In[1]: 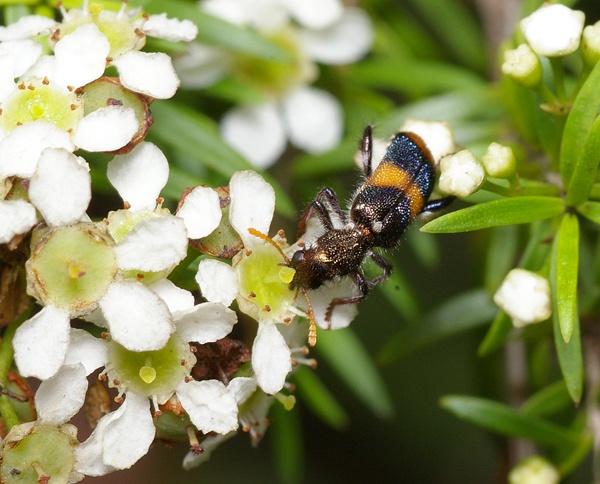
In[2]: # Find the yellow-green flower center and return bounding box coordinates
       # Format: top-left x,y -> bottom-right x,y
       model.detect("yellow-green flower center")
231,29 -> 314,97
0,80 -> 82,133
237,242 -> 297,319
108,334 -> 195,397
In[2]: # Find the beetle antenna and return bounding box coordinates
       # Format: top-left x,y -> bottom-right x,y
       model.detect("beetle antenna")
247,228 -> 290,263
300,287 -> 317,346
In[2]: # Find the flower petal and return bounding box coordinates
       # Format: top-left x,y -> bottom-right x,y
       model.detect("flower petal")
300,7 -> 372,64
174,44 -> 229,89
0,15 -> 56,41
115,216 -> 188,272
283,0 -> 343,29
252,322 -> 291,394
176,379 -> 239,434
281,86 -> 342,154
177,186 -> 222,239
72,105 -> 138,152
0,120 -> 74,178
64,328 -> 109,375
76,393 -> 154,475
113,51 -> 180,99
229,170 -> 275,247
107,142 -> 169,211
176,302 -> 237,343
309,277 -> 359,330
221,104 -> 286,169
149,278 -> 195,318
228,376 -> 257,405
100,280 -> 175,351
0,39 -> 43,78
53,23 -> 110,89
195,259 -> 239,306
13,305 -> 70,380
36,363 -> 88,425
28,148 -> 91,226
0,200 -> 38,243
143,13 -> 198,42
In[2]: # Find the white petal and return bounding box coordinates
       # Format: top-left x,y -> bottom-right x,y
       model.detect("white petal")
176,302 -> 237,343
101,393 -> 154,469
113,51 -> 180,99
0,200 -> 37,243
76,393 -> 154,475
107,142 -> 169,211
177,186 -> 222,239
252,323 -> 291,395
0,120 -> 74,178
0,39 -> 43,78
176,379 -> 239,434
100,280 -> 174,351
13,306 -> 70,380
309,277 -> 359,330
283,0 -> 343,29
73,105 -> 138,152
28,148 -> 91,226
195,259 -> 239,306
143,13 -> 198,42
115,216 -> 188,271
53,23 -> 110,89
229,170 -> 275,248
221,104 -> 286,169
228,376 -> 257,405
399,119 -> 456,164
64,328 -> 109,375
300,7 -> 372,64
281,87 -> 342,154
36,363 -> 88,425
149,278 -> 194,318
174,44 -> 229,89
0,15 -> 56,41
0,53 -> 17,103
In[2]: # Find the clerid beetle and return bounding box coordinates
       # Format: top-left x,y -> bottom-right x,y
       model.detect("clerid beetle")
289,126 -> 454,329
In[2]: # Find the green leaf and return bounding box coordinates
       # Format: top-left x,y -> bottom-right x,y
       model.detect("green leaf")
553,213 -> 579,343
551,225 -> 583,404
271,402 -> 303,484
291,366 -> 348,430
577,201 -> 600,224
560,60 -> 600,184
148,101 -> 295,217
377,265 -> 420,322
441,395 -> 580,447
348,58 -> 484,96
484,225 -> 519,294
144,0 -> 291,60
406,0 -> 487,73
477,311 -> 512,357
421,197 -> 565,233
378,289 -> 497,364
316,328 -> 393,419
520,381 -> 572,418
567,115 -> 600,206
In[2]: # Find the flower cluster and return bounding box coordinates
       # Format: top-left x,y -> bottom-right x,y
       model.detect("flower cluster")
0,2 -> 373,479
175,0 -> 373,168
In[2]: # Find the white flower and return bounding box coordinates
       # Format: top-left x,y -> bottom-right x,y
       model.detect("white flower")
195,170 -> 356,394
582,21 -> 600,66
438,149 -> 485,197
31,283 -> 239,476
520,4 -> 585,57
176,0 -> 372,168
493,269 -> 552,328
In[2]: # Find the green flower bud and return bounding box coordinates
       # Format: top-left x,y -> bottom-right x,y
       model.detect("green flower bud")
582,22 -> 600,67
481,142 -> 516,178
502,44 -> 542,88
509,455 -> 559,484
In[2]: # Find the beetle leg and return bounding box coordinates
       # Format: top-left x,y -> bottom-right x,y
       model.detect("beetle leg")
421,196 -> 455,213
324,272 -> 368,327
297,187 -> 346,238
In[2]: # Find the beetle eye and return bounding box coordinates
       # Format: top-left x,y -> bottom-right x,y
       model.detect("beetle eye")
291,251 -> 304,267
